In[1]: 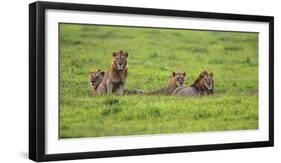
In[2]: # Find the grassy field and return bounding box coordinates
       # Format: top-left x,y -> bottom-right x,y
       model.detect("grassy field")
59,24 -> 258,138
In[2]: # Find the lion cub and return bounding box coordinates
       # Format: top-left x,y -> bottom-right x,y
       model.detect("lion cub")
96,50 -> 128,95
146,71 -> 186,95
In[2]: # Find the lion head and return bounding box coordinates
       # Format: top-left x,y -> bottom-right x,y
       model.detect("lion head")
112,50 -> 128,70
172,71 -> 186,87
89,69 -> 105,88
194,71 -> 214,93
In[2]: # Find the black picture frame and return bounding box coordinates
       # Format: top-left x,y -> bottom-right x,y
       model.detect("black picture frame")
29,1 -> 274,162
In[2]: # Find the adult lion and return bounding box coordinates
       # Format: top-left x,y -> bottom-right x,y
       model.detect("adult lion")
172,71 -> 214,96
96,50 -> 128,95
146,71 -> 186,95
89,69 -> 105,95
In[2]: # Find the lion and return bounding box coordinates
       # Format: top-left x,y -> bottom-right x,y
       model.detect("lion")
89,69 -> 143,95
89,69 -> 105,95
96,50 -> 128,95
146,71 -> 186,95
172,71 -> 214,96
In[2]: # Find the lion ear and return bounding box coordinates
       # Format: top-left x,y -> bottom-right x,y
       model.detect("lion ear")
97,69 -> 101,72
172,71 -> 176,77
100,71 -> 105,76
183,72 -> 186,77
124,52 -> 128,58
112,52 -> 118,57
200,72 -> 205,78
209,72 -> 213,77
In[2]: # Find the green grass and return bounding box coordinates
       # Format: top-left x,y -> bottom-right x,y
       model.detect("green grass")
59,24 -> 259,138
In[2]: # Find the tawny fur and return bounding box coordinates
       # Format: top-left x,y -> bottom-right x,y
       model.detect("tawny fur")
146,71 -> 186,95
96,50 -> 128,95
89,69 -> 105,95
90,68 -> 143,95
172,71 -> 214,96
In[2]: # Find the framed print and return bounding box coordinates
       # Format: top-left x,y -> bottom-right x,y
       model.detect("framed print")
29,1 -> 274,162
